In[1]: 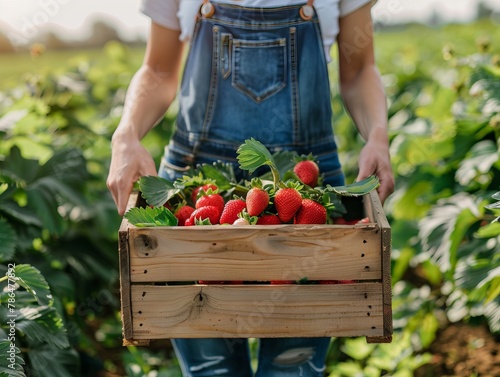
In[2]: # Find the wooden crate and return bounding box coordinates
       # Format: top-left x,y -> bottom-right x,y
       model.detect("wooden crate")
118,191 -> 392,346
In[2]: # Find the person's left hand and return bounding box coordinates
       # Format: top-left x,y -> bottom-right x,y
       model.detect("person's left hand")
356,138 -> 394,205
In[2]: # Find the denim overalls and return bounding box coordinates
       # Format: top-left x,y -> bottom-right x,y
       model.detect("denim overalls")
159,1 -> 342,376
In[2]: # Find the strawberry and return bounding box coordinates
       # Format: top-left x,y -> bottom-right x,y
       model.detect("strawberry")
319,279 -> 356,284
184,218 -> 194,226
293,159 -> 319,187
338,280 -> 356,284
270,280 -> 295,285
191,183 -> 218,204
189,205 -> 220,225
274,187 -> 302,223
246,179 -> 269,216
174,204 -> 195,226
196,193 -> 225,215
220,199 -> 246,225
294,199 -> 327,224
256,214 -> 282,225
233,218 -> 250,225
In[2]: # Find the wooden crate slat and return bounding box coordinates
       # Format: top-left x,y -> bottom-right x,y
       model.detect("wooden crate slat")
129,225 -> 382,282
130,284 -> 384,339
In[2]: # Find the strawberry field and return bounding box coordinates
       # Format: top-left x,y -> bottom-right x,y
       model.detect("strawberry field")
1,19 -> 499,377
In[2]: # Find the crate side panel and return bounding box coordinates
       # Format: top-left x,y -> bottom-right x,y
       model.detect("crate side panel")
131,284 -> 384,339
129,226 -> 382,282
365,191 -> 393,338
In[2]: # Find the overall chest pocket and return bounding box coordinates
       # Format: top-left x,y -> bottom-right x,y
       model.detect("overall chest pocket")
232,38 -> 287,103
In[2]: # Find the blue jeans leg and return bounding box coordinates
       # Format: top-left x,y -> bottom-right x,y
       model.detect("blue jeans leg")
255,337 -> 331,377
172,338 -> 253,377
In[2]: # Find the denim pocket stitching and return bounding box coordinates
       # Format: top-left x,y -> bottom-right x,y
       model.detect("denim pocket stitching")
221,33 -> 232,79
232,38 -> 287,103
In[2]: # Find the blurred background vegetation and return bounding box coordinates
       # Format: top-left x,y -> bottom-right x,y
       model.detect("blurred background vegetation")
0,1 -> 499,376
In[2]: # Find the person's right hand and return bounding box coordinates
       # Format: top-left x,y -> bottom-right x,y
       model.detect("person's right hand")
107,135 -> 158,216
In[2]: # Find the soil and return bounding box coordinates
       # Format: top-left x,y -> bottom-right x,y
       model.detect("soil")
415,322 -> 500,377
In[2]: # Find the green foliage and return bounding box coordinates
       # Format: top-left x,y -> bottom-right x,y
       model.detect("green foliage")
330,20 -> 500,375
0,42 -> 163,375
125,206 -> 178,227
0,20 -> 498,375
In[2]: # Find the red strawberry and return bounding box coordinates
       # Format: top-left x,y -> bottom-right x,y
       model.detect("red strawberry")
196,193 -> 225,215
338,280 -> 356,284
174,205 -> 195,226
220,199 -> 246,225
293,160 -> 319,187
294,199 -> 327,224
270,280 -> 295,285
184,218 -> 194,226
256,214 -> 282,225
246,181 -> 269,216
191,184 -> 218,204
274,187 -> 302,223
189,205 -> 220,225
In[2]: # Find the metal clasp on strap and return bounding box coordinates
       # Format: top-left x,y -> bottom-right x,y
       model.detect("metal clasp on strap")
300,0 -> 315,21
201,0 -> 215,18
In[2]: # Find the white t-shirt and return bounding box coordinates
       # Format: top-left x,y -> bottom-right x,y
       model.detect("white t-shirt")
140,0 -> 373,61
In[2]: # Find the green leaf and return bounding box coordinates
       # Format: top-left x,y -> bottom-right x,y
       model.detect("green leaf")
341,337 -> 376,360
27,345 -> 80,377
419,193 -> 480,273
455,140 -> 499,187
199,162 -> 236,191
237,138 -> 276,173
475,222 -> 500,238
16,306 -> 69,349
455,259 -> 500,291
236,138 -> 280,187
0,201 -> 43,227
0,146 -> 40,183
325,175 -> 380,196
124,206 -> 178,227
139,176 -> 181,207
13,264 -> 53,306
0,340 -> 26,377
0,218 -> 17,262
483,297 -> 500,333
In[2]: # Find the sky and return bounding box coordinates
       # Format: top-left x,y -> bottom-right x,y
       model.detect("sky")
0,0 -> 499,43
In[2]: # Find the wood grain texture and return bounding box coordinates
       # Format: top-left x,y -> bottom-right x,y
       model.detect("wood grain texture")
129,225 -> 382,282
365,191 -> 393,339
131,283 -> 384,339
119,192 -> 141,343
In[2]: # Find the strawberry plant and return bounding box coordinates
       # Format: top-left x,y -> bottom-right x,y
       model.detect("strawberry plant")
124,138 -> 380,227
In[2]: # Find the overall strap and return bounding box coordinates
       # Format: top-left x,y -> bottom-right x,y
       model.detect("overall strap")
200,0 -> 316,20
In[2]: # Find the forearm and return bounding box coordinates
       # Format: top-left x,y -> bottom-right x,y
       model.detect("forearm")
339,63 -> 388,146
112,64 -> 178,144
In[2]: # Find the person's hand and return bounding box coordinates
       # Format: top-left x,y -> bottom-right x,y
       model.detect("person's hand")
107,135 -> 158,215
356,136 -> 394,205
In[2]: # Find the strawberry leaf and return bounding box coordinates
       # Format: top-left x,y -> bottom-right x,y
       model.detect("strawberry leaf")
237,138 -> 281,188
124,206 -> 178,227
139,176 -> 182,207
325,175 -> 380,196
200,162 -> 236,190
